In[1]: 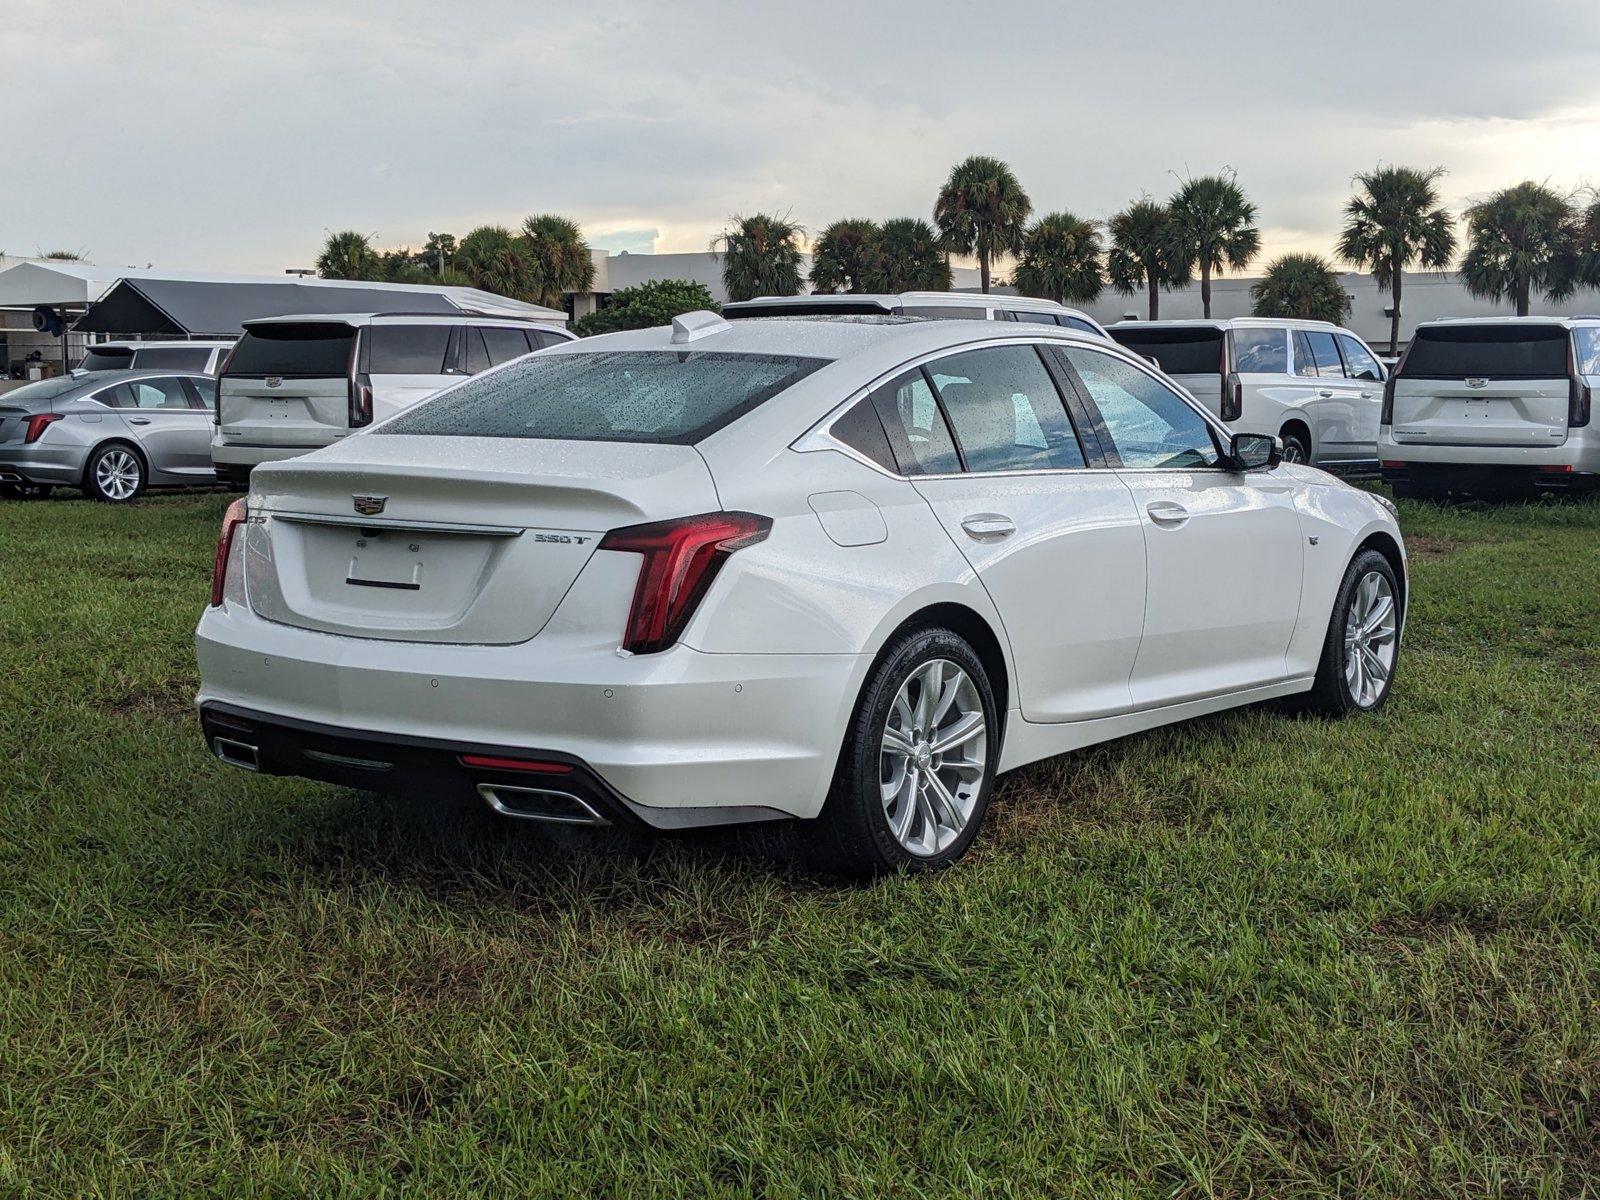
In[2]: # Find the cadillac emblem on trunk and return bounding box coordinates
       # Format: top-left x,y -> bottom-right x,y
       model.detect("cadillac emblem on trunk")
353,495 -> 387,516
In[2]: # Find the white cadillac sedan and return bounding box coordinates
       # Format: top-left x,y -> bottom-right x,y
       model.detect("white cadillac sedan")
197,311 -> 1406,874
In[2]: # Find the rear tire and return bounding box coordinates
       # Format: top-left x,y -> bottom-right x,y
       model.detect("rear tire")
0,482 -> 52,500
799,626 -> 998,877
83,443 -> 146,503
1279,429 -> 1311,464
1296,549 -> 1401,717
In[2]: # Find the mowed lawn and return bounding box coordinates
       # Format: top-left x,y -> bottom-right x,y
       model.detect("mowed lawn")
1,489 -> 1597,1198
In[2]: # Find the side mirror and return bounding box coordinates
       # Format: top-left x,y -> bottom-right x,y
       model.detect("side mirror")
1228,432 -> 1280,471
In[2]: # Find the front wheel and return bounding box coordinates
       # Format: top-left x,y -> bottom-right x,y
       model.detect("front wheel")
801,626 -> 998,876
83,443 -> 146,503
1298,549 -> 1401,716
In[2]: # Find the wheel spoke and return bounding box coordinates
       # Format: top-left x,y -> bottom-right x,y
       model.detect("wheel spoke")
1361,644 -> 1390,684
888,769 -> 918,843
923,769 -> 963,830
928,668 -> 966,727
913,660 -> 943,730
930,711 -> 984,754
1362,594 -> 1394,636
882,727 -> 916,757
913,784 -> 939,846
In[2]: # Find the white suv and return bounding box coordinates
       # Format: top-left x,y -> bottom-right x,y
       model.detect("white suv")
211,313 -> 575,486
1109,318 -> 1387,471
723,292 -> 1110,338
1380,317 -> 1599,499
77,340 -> 233,375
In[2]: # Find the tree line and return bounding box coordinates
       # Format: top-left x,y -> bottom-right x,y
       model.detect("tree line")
314,159 -> 1600,352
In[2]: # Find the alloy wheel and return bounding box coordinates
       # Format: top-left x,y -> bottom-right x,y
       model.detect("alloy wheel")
879,658 -> 987,857
1343,570 -> 1397,707
95,449 -> 142,501
1281,437 -> 1307,464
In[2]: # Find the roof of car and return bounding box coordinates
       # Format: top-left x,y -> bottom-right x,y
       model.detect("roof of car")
1110,317 -> 1343,332
241,312 -> 572,330
89,339 -> 234,350
724,291 -> 1098,319
65,368 -> 214,390
1416,315 -> 1599,329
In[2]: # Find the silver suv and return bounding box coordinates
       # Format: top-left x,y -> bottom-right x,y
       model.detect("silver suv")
1109,318 -> 1388,472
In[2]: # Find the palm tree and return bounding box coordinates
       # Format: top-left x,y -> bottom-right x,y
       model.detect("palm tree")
1011,212 -> 1105,305
455,225 -> 528,299
808,219 -> 881,293
1574,196 -> 1600,294
1107,200 -> 1187,320
714,214 -> 805,302
423,231 -> 458,278
1250,254 -> 1351,323
1168,173 -> 1261,317
315,231 -> 382,281
862,217 -> 950,292
1460,182 -> 1582,316
521,214 -> 595,308
934,155 -> 1031,293
1337,165 -> 1456,354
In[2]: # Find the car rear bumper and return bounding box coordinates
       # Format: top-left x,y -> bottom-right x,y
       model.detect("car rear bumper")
0,442 -> 87,486
1377,426 -> 1599,473
211,437 -> 336,470
195,603 -> 863,822
1381,461 -> 1598,492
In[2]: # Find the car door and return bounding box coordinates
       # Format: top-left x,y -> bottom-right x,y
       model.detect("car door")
1055,344 -> 1304,708
882,342 -> 1149,722
113,376 -> 215,480
1295,329 -> 1364,464
364,322 -> 455,420
1334,333 -> 1385,461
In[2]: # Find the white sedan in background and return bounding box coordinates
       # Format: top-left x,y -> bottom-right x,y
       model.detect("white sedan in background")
197,311 -> 1406,875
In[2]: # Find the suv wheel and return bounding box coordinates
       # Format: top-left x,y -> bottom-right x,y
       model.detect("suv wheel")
802,626 -> 998,876
1279,430 -> 1311,464
84,443 -> 146,503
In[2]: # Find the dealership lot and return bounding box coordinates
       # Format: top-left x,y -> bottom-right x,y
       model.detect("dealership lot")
1,490 -> 1595,1193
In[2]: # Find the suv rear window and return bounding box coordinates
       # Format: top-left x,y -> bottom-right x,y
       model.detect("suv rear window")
77,347 -> 136,372
1401,324 -> 1570,379
226,324 -> 356,376
135,346 -> 213,373
382,350 -> 827,444
366,324 -> 452,374
1108,327 -> 1224,375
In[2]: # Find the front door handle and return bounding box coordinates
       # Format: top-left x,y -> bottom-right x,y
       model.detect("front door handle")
960,513 -> 1015,541
127,416 -> 152,425
1359,390 -> 1375,399
1316,388 -> 1335,398
1146,500 -> 1189,527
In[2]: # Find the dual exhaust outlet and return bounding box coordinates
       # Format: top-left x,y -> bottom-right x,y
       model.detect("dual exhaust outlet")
208,735 -> 607,826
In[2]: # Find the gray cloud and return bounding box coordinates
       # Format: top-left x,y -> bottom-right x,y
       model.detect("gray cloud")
4,0 -> 1597,271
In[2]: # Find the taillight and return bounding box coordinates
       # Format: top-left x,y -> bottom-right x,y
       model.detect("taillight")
214,344 -> 237,426
1382,344 -> 1412,426
349,373 -> 373,427
1568,338 -> 1592,428
23,413 -> 63,443
1221,373 -> 1242,421
210,497 -> 247,607
599,511 -> 771,655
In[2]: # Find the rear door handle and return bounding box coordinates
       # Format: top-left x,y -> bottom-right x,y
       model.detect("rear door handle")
1146,501 -> 1189,527
960,513 -> 1015,540
127,416 -> 152,425
1316,388 -> 1335,398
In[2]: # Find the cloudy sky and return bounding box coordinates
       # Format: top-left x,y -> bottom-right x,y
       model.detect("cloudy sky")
5,0 -> 1598,275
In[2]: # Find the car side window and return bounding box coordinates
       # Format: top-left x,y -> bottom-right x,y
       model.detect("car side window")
1011,311 -> 1058,325
924,345 -> 1086,472
1062,317 -> 1101,335
1337,334 -> 1384,381
1293,331 -> 1318,377
483,327 -> 532,366
830,396 -> 898,473
1233,328 -> 1288,374
462,328 -> 492,374
126,377 -> 192,409
180,377 -> 213,409
1060,347 -> 1221,470
1305,330 -> 1345,378
869,369 -> 962,475
94,383 -> 134,408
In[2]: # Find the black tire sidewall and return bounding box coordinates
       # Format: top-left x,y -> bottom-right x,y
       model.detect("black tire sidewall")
85,443 -> 145,503
1281,431 -> 1311,463
833,626 -> 999,873
1327,549 -> 1400,714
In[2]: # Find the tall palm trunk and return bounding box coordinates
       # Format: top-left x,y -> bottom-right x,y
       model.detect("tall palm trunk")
1389,262 -> 1403,357
1515,277 -> 1530,317
979,252 -> 991,294
1200,263 -> 1212,318
1148,272 -> 1159,320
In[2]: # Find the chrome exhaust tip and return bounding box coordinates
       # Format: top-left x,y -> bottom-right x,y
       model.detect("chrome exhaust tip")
477,783 -> 608,826
212,736 -> 260,772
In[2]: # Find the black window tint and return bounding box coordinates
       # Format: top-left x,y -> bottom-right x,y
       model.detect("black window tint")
1293,331 -> 1319,377
830,397 -> 897,472
530,329 -> 567,350
1305,330 -> 1344,378
134,346 -> 212,373
95,383 -> 134,408
869,369 -> 962,475
1108,327 -> 1225,375
1061,347 -> 1220,469
483,327 -> 533,366
1400,324 -> 1570,379
226,324 -> 355,376
462,328 -> 492,374
1337,335 -> 1384,381
125,377 -> 192,409
1233,328 -> 1288,374
77,348 -> 136,372
900,305 -> 990,320
367,325 -> 452,374
382,350 -> 827,444
926,345 -> 1086,472
1011,311 -> 1060,325
180,377 -> 213,409
1062,317 -> 1101,335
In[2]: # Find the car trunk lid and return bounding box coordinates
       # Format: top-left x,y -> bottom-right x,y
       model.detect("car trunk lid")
1390,324 -> 1572,447
244,434 -> 718,644
217,321 -> 357,449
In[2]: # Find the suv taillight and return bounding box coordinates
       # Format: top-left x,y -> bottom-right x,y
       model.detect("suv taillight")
349,373 -> 373,428
210,498 -> 247,607
599,512 -> 771,655
1221,372 -> 1242,421
23,413 -> 63,443
213,344 -> 237,426
1380,343 -> 1412,426
1568,337 -> 1592,428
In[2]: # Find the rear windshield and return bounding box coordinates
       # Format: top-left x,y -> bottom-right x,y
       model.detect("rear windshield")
1108,327 -> 1224,375
225,324 -> 356,377
1401,325 -> 1570,379
134,346 -> 214,373
77,348 -> 135,372
381,350 -> 827,444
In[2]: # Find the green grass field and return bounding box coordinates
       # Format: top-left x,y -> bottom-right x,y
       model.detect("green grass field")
1,490 -> 1597,1197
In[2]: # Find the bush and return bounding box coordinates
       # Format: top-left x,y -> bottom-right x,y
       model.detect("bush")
574,279 -> 719,336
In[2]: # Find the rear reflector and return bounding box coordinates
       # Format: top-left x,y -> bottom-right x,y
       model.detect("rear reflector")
1535,464 -> 1574,474
1381,460 -> 1407,469
600,511 -> 771,655
459,754 -> 574,774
